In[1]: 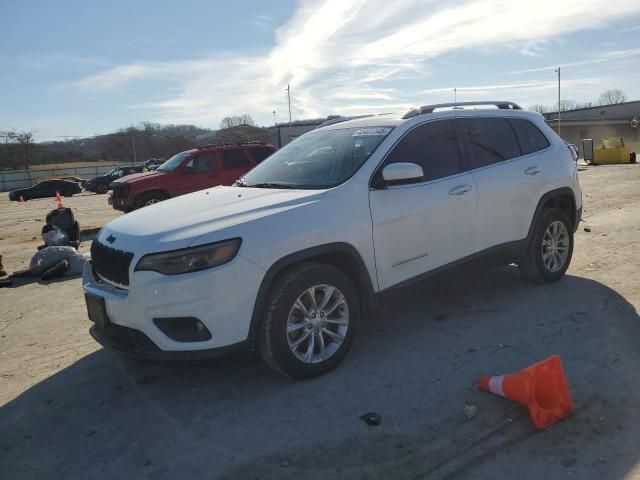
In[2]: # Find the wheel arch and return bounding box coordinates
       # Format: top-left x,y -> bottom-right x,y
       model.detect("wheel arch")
527,187 -> 578,238
248,243 -> 379,344
135,189 -> 170,206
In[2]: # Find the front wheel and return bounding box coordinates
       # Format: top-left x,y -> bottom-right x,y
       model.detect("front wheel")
96,184 -> 108,194
136,192 -> 167,209
519,209 -> 574,283
258,263 -> 359,378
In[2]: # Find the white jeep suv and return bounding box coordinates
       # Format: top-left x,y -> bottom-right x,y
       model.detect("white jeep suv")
83,101 -> 582,378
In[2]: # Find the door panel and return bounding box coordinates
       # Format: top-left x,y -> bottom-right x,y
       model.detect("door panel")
370,174 -> 478,290
458,117 -> 551,250
177,152 -> 219,194
369,119 -> 477,290
220,149 -> 253,185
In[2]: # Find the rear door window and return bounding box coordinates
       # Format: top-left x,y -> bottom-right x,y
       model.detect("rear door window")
509,118 -> 550,155
185,152 -> 217,173
221,149 -> 251,169
248,147 -> 274,164
459,117 -> 521,169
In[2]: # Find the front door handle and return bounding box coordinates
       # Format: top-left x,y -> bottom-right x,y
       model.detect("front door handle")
525,166 -> 541,176
448,184 -> 472,196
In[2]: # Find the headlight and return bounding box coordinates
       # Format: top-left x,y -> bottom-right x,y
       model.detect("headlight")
135,238 -> 241,275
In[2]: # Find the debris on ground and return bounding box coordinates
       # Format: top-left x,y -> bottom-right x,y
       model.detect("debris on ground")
464,405 -> 478,418
359,412 -> 382,426
29,246 -> 88,280
41,207 -> 80,249
584,227 -> 592,232
41,260 -> 71,281
0,254 -> 10,287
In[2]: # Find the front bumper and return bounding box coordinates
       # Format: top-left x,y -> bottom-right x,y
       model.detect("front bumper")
109,195 -> 135,212
89,324 -> 252,360
82,254 -> 265,357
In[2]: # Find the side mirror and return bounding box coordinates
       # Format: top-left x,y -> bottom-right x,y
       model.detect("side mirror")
380,163 -> 424,186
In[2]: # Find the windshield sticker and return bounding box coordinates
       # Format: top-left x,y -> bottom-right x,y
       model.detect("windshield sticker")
352,127 -> 391,137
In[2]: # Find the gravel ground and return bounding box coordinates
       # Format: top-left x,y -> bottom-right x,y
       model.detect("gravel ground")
1,165 -> 640,479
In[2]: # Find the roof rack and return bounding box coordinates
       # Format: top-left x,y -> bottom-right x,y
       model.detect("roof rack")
402,101 -> 522,119
197,141 -> 267,149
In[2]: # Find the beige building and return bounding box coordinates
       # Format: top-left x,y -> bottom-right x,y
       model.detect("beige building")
544,101 -> 640,158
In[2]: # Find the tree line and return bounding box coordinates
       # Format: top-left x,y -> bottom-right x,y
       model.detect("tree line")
529,88 -> 628,114
0,114 -> 260,171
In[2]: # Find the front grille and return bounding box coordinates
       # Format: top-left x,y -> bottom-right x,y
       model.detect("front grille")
91,240 -> 134,286
98,322 -> 159,351
111,183 -> 129,202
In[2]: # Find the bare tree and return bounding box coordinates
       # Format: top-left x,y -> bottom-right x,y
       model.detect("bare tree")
219,114 -> 256,129
3,129 -> 35,169
529,104 -> 551,114
597,89 -> 628,105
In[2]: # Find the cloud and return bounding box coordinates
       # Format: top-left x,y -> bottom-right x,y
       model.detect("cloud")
509,48 -> 640,74
251,14 -> 274,31
68,0 -> 640,126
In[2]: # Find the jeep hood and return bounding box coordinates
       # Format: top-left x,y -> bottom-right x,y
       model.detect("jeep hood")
98,186 -> 327,251
116,171 -> 159,183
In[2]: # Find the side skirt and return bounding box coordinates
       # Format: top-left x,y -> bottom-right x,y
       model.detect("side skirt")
380,239 -> 526,294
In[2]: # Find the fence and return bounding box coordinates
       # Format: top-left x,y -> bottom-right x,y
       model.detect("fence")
0,164 -> 144,192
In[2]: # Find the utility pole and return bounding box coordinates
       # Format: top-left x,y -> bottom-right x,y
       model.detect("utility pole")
454,88 -> 457,102
555,67 -> 561,137
286,84 -> 293,141
272,110 -> 276,125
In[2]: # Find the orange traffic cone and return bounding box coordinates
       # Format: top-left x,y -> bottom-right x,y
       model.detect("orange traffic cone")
55,191 -> 64,209
478,355 -> 574,430
19,195 -> 25,203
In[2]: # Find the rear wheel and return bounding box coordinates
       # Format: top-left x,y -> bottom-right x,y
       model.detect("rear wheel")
519,209 -> 574,283
136,191 -> 167,209
258,263 -> 359,378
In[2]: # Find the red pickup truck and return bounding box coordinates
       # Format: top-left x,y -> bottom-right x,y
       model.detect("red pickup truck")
109,143 -> 275,212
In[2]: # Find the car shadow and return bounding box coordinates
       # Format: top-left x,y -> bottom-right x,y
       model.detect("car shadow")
2,264 -> 640,480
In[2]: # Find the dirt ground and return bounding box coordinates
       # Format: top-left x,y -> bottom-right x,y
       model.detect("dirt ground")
1,165 -> 640,479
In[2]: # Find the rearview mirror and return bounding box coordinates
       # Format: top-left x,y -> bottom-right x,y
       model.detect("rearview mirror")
381,163 -> 424,186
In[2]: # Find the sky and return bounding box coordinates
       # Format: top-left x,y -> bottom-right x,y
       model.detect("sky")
1,0 -> 639,141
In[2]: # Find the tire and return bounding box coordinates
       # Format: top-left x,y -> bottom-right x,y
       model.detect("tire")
96,184 -> 108,194
136,191 -> 167,209
519,208 -> 574,283
257,262 -> 359,379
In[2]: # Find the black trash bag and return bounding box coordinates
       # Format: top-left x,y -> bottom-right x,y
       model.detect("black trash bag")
40,259 -> 70,280
30,246 -> 88,277
41,207 -> 80,249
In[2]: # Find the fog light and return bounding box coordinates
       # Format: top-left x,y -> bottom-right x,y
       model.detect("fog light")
153,317 -> 212,342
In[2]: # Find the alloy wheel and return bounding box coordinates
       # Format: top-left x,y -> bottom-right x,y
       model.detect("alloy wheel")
286,284 -> 349,364
541,220 -> 570,272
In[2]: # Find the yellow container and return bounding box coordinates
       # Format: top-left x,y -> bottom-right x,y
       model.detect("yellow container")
593,137 -> 631,164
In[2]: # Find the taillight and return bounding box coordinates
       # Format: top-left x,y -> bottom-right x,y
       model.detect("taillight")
567,144 -> 578,162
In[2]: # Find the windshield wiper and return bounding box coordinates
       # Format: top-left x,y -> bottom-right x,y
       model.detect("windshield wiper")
243,182 -> 297,189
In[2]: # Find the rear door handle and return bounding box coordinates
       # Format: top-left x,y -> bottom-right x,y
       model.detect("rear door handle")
525,166 -> 541,176
448,184 -> 472,196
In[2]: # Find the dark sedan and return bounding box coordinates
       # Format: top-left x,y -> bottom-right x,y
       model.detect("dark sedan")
83,165 -> 146,194
8,180 -> 82,201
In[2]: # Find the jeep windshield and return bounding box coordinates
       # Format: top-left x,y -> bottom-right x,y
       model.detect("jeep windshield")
157,151 -> 192,172
238,127 -> 393,189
